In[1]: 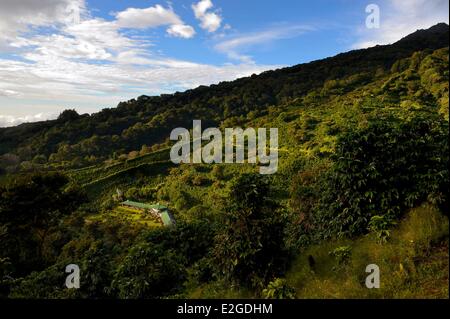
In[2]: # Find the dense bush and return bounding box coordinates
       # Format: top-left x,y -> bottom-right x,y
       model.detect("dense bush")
213,174 -> 289,288
0,173 -> 87,277
316,112 -> 448,237
111,242 -> 186,298
111,220 -> 215,298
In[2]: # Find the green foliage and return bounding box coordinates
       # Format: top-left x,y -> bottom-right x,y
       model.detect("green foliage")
110,220 -> 215,298
211,165 -> 225,181
111,241 -> 186,298
262,278 -> 296,299
213,174 -> 289,288
58,109 -> 80,122
368,215 -> 397,244
191,175 -> 211,186
329,246 -> 352,266
286,204 -> 449,298
0,173 -> 87,276
317,112 -> 448,237
9,263 -> 69,299
397,203 -> 449,251
286,159 -> 330,248
0,257 -> 13,297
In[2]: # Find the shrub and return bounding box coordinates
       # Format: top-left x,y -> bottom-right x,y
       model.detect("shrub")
111,242 -> 186,298
329,246 -> 352,266
317,113 -> 448,237
211,165 -> 225,181
213,174 -> 289,288
368,215 -> 396,244
262,278 -> 296,299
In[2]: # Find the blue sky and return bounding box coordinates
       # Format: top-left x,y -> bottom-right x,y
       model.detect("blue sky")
0,0 -> 448,126
85,0 -> 362,65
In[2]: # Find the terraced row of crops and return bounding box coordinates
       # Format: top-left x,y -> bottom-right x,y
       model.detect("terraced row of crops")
68,147 -> 171,185
65,147 -> 173,200
82,161 -> 175,200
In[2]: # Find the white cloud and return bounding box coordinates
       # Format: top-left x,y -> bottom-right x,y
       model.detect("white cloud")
0,0 -> 86,47
215,25 -> 314,63
0,113 -> 57,128
3,3 -> 198,67
192,0 -> 214,17
65,18 -> 137,51
0,89 -> 22,98
167,24 -> 196,39
192,0 -> 222,32
16,33 -> 113,61
115,4 -> 181,29
0,55 -> 279,125
353,0 -> 449,48
114,4 -> 195,39
200,13 -> 222,33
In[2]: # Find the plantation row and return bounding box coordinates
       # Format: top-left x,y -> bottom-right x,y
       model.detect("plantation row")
68,148 -> 171,185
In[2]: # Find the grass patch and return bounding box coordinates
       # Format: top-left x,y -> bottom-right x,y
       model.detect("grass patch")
86,205 -> 163,228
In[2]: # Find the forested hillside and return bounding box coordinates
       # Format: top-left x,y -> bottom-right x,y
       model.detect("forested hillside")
0,23 -> 448,299
0,23 -> 448,172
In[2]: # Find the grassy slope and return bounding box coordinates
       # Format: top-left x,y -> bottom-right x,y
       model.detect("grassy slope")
286,204 -> 449,299
87,205 -> 163,228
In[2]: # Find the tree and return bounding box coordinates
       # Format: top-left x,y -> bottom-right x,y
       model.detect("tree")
213,174 -> 288,288
58,109 -> 80,122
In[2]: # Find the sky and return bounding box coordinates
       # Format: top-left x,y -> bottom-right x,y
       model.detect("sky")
0,0 -> 448,127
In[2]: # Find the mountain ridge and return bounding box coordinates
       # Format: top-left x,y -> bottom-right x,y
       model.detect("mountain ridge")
2,23 -> 449,130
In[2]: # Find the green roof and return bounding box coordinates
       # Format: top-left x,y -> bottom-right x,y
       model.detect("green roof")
121,201 -> 174,226
150,204 -> 169,211
161,211 -> 175,227
122,200 -> 168,211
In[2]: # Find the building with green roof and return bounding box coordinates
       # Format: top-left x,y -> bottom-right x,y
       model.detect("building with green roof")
121,200 -> 175,226
160,211 -> 175,226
